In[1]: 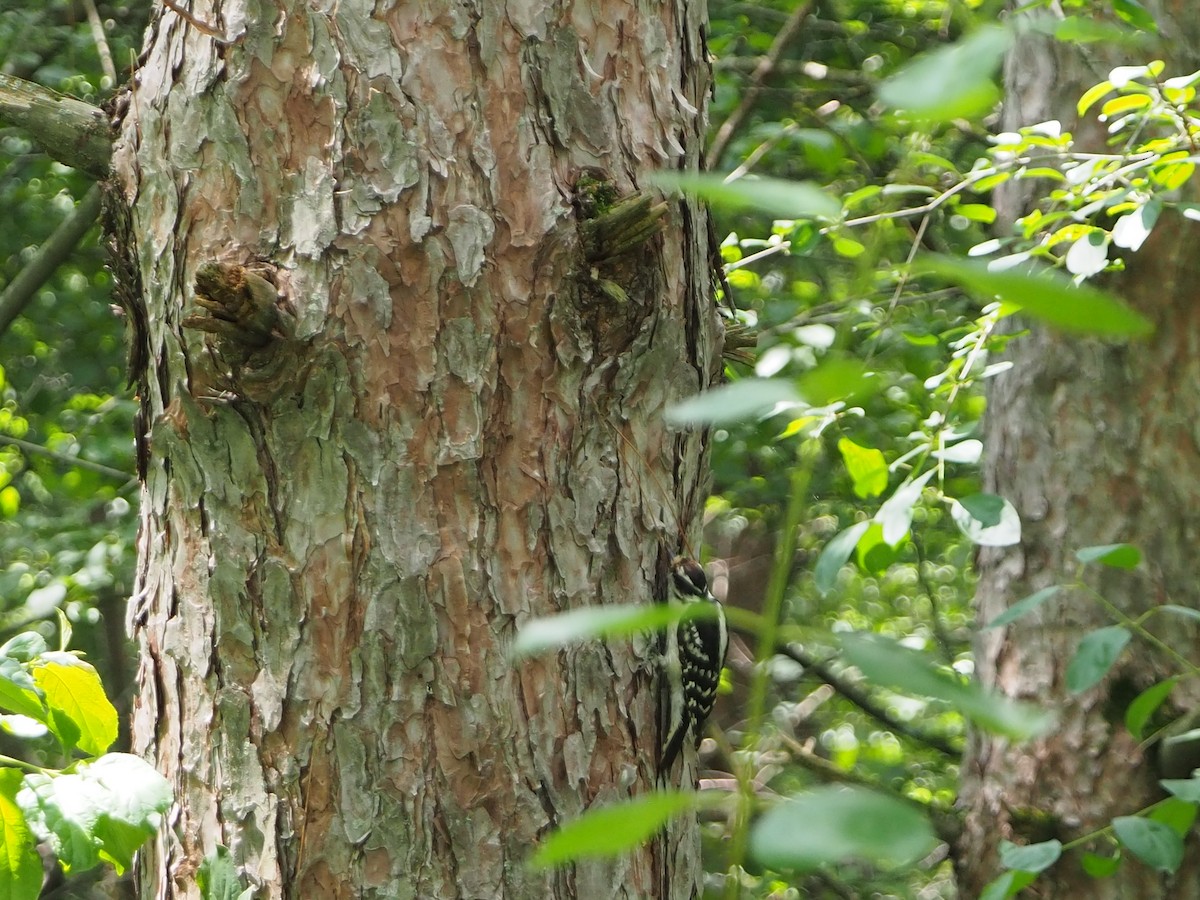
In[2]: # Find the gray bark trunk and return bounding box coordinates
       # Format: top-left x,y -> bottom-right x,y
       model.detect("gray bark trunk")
109,2 -> 718,897
958,6 -> 1200,896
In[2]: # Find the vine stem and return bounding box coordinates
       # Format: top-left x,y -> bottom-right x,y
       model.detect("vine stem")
723,441 -> 817,897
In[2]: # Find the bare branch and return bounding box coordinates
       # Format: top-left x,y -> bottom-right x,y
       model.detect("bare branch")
0,74 -> 111,178
0,184 -> 103,338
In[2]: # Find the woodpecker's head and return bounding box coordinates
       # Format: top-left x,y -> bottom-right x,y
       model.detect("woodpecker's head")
670,556 -> 711,601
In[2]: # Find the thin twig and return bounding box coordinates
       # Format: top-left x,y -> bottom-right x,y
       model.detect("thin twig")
81,0 -> 117,85
708,0 -> 815,165
0,184 -> 103,339
0,433 -> 134,483
775,642 -> 963,758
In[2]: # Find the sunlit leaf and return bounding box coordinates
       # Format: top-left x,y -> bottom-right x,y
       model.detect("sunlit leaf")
838,439 -> 888,499
0,769 -> 41,900
950,494 -> 1020,546
512,605 -> 705,658
33,653 -> 118,756
876,470 -> 935,546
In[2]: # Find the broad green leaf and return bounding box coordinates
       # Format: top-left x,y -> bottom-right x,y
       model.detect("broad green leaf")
877,26 -> 1012,121
814,521 -> 871,595
980,869 -> 1038,900
984,586 -> 1062,629
1100,94 -> 1153,117
876,469 -> 935,546
1112,816 -> 1183,873
1125,677 -> 1177,740
750,786 -> 936,870
1075,543 -> 1142,569
0,657 -> 45,723
1160,776 -> 1200,803
1066,626 -> 1131,693
511,605 -> 707,658
0,769 -> 41,900
916,255 -> 1153,338
530,791 -> 697,868
1148,797 -> 1197,835
797,357 -> 874,406
17,753 -> 171,875
840,633 -> 1053,740
198,845 -> 252,900
955,204 -> 997,224
855,521 -> 899,574
950,494 -> 1021,547
1081,851 -> 1122,877
999,838 -> 1062,873
1110,0 -> 1158,32
33,654 -> 118,756
666,379 -> 801,425
649,172 -> 841,221
838,438 -> 888,499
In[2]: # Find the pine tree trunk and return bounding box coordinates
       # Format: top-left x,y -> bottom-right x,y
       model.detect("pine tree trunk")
108,3 -> 718,897
957,6 -> 1200,896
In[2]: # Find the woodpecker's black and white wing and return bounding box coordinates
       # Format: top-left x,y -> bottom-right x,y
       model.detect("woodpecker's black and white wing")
659,557 -> 728,777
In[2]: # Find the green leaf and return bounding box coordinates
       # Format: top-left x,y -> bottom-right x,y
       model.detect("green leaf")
980,869 -> 1038,899
916,255 -> 1153,338
838,439 -> 888,499
1075,543 -> 1142,569
649,172 -> 842,221
840,633 -> 1053,740
750,786 -> 936,870
0,658 -> 47,723
1081,850 -> 1122,877
1160,776 -> 1200,803
1148,797 -> 1197,835
984,586 -> 1062,630
530,791 -> 697,868
0,769 -> 41,900
1066,626 -> 1131,693
0,634 -> 47,664
666,379 -> 801,425
814,522 -> 871,595
1125,677 -> 1177,740
999,838 -> 1062,873
796,357 -> 875,406
1112,816 -> 1183,872
511,605 -> 706,658
1078,81 -> 1116,115
198,845 -> 252,900
949,494 -> 1021,547
1110,0 -> 1158,32
33,654 -> 118,756
855,521 -> 899,574
876,470 -> 935,545
1156,605 -> 1200,622
18,753 -> 172,875
877,26 -> 1012,121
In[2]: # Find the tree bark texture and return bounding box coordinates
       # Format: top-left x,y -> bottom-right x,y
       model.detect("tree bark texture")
958,8 -> 1200,896
109,2 -> 718,897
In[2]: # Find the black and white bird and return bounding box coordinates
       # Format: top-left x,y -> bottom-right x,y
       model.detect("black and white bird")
659,556 -> 729,777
